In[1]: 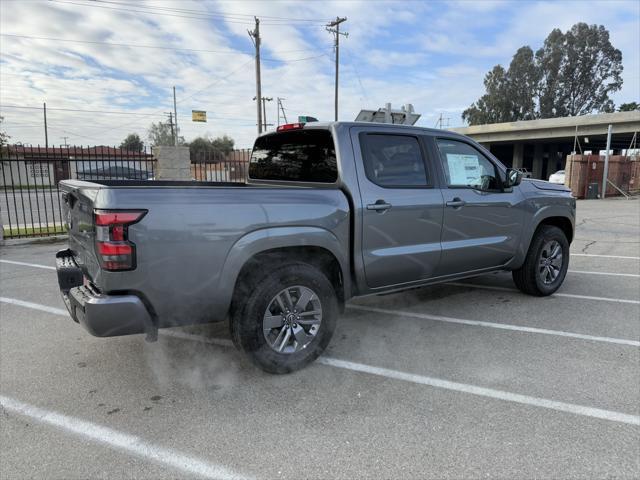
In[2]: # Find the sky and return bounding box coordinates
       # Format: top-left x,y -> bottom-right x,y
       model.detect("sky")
0,0 -> 638,149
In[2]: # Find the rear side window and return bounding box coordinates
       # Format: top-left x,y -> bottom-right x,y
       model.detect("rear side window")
249,130 -> 337,183
360,134 -> 428,187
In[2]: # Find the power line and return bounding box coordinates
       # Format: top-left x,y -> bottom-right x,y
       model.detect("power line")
90,0 -> 328,23
48,0 -> 327,26
0,33 -> 331,57
100,57 -> 256,135
0,105 -> 256,122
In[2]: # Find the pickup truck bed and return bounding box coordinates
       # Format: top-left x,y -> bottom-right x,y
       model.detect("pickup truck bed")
60,179 -> 350,335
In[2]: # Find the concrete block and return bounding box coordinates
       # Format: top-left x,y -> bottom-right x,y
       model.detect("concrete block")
152,146 -> 191,180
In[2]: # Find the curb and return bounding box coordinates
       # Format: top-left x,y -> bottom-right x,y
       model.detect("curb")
1,235 -> 68,247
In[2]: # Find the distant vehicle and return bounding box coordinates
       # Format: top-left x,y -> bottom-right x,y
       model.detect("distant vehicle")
516,168 -> 532,178
549,170 -> 566,184
56,122 -> 575,373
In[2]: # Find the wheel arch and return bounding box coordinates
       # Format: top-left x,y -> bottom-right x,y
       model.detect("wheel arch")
218,227 -> 350,319
512,207 -> 575,269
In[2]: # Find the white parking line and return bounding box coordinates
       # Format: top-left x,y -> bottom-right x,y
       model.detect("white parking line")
3,298 -> 639,426
5,296 -> 637,348
0,297 -> 67,316
572,253 -> 640,260
447,282 -> 640,305
315,358 -> 640,426
0,395 -> 252,480
0,259 -> 56,270
161,330 -> 640,427
569,270 -> 640,278
347,304 -> 640,347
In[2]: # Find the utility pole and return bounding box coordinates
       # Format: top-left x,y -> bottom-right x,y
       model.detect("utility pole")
435,113 -> 450,129
326,17 -> 348,121
602,124 -> 613,200
166,112 -> 175,143
249,17 -> 263,134
173,86 -> 179,146
262,97 -> 273,130
43,102 -> 49,148
61,136 -> 69,148
277,97 -> 288,126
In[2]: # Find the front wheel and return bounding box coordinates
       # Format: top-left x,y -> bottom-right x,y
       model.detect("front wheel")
512,225 -> 569,296
230,263 -> 338,374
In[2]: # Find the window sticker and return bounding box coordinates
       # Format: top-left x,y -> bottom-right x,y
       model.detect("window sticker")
446,153 -> 481,185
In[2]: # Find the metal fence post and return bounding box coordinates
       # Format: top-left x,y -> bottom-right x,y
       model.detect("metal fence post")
602,124 -> 612,199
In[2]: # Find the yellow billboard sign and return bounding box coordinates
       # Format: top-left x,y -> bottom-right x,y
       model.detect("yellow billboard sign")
192,110 -> 207,122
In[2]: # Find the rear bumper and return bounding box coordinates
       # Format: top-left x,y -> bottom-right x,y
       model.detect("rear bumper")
56,249 -> 153,337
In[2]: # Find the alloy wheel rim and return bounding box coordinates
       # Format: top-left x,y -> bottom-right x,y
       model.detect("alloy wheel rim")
263,285 -> 322,354
538,240 -> 563,284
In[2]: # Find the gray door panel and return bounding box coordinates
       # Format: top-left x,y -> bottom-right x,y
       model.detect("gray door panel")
350,128 -> 443,289
437,188 -> 523,275
432,137 -> 524,276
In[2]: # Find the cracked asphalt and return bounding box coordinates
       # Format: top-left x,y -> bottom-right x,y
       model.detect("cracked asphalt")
1,197 -> 639,479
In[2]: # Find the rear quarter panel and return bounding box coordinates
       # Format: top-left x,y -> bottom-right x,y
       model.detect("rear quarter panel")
92,186 -> 350,327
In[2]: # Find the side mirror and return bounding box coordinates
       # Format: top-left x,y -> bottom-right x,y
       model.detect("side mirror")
505,168 -> 523,187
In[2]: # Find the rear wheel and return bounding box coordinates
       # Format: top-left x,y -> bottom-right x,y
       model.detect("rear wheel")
512,225 -> 569,296
230,263 -> 338,374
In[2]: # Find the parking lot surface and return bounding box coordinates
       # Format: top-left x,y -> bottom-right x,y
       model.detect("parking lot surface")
1,197 -> 639,479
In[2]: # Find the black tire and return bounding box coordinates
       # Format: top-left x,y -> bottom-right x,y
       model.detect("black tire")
512,225 -> 569,296
230,262 -> 338,374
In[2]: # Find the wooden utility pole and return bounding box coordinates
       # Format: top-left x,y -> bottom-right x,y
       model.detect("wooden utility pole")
173,86 -> 179,146
262,97 -> 273,130
249,17 -> 263,134
326,17 -> 348,121
43,102 -> 49,148
167,112 -> 175,142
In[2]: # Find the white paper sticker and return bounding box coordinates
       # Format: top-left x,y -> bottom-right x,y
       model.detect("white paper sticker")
446,153 -> 481,185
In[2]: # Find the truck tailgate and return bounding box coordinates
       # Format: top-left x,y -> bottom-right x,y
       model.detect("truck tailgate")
60,180 -> 102,280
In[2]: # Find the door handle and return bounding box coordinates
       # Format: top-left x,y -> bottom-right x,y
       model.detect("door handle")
446,198 -> 466,208
366,200 -> 392,212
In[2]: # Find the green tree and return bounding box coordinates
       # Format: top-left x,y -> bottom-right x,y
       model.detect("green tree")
189,136 -> 215,160
0,116 -> 10,147
119,133 -> 144,152
506,46 -> 540,121
211,135 -> 234,156
147,122 -> 184,147
188,135 -> 235,162
619,102 -> 639,112
462,48 -> 540,124
463,23 -> 624,125
462,65 -> 511,124
537,23 -> 622,117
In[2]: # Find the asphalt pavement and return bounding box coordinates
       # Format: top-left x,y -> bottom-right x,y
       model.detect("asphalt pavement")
1,197 -> 639,479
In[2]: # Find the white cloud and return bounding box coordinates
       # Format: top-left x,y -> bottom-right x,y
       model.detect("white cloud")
0,0 -> 637,148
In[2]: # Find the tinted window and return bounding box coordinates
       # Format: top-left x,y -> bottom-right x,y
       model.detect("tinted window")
436,139 -> 501,191
249,130 -> 337,183
361,134 -> 428,187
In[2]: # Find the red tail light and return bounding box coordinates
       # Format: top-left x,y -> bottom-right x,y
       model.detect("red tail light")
276,122 -> 305,132
94,209 -> 146,271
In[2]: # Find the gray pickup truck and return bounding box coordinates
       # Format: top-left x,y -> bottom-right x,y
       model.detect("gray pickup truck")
57,122 -> 575,373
